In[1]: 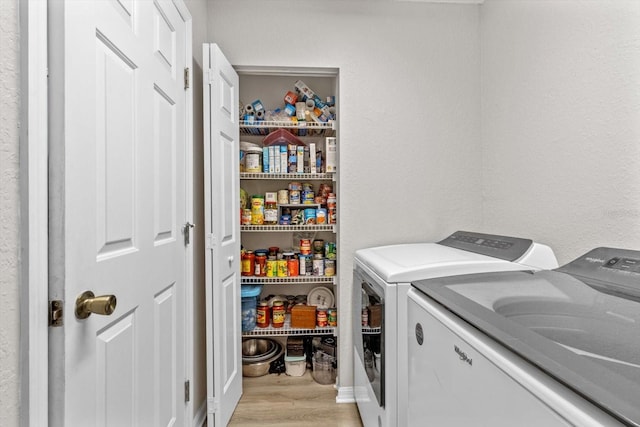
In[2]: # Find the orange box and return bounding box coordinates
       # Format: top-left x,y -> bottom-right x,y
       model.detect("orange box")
291,305 -> 316,329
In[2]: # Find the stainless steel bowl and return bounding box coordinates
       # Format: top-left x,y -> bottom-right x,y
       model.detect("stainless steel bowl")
241,339 -> 283,377
242,338 -> 276,358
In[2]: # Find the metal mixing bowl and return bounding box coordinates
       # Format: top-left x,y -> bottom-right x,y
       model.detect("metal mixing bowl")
241,338 -> 283,377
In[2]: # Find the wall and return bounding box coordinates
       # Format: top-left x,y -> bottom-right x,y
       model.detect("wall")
481,0 -> 640,264
209,0 -> 483,392
0,0 -> 20,425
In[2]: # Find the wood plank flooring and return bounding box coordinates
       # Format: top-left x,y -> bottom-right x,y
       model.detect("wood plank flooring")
228,372 -> 363,427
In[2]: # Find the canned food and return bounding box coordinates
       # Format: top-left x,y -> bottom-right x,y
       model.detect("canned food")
277,189 -> 289,204
316,208 -> 327,224
328,308 -> 337,327
277,259 -> 288,277
324,259 -> 336,276
324,242 -> 337,260
312,239 -> 324,255
266,259 -> 277,277
313,258 -> 324,276
298,254 -> 310,275
317,308 -> 328,327
300,239 -> 311,255
302,190 -> 315,204
287,257 -> 299,277
241,209 -> 252,225
289,190 -> 301,204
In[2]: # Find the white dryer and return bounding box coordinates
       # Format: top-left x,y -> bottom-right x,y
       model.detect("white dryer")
407,247 -> 640,426
352,231 -> 558,427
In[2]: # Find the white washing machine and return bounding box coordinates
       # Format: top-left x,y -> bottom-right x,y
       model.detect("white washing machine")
352,231 -> 559,427
407,247 -> 640,426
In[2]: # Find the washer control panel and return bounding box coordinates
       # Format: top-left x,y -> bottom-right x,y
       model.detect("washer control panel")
557,247 -> 640,301
438,231 -> 533,262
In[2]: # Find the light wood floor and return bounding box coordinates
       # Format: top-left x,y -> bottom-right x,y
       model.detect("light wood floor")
228,372 -> 363,427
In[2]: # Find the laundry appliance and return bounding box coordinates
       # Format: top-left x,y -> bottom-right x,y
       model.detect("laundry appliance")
407,247 -> 640,427
352,231 -> 558,427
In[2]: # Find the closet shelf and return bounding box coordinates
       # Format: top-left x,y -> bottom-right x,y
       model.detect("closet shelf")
241,276 -> 335,285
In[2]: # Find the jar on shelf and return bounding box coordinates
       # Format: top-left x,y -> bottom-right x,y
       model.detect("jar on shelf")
256,301 -> 270,328
264,192 -> 278,225
272,301 -> 285,328
241,251 -> 255,276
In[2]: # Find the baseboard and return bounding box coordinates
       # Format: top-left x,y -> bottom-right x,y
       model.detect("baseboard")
335,385 -> 355,403
193,400 -> 207,427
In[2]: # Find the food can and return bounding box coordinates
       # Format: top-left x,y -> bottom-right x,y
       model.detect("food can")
317,308 -> 328,327
241,209 -> 252,225
288,182 -> 302,191
277,259 -> 288,277
328,207 -> 336,224
266,259 -> 277,277
300,239 -> 311,255
277,189 -> 289,204
324,259 -> 336,276
289,190 -> 301,204
361,308 -> 369,327
301,190 -> 315,204
312,239 -> 324,255
303,208 -> 316,224
287,257 -> 299,277
298,254 -> 309,275
324,242 -> 337,260
328,308 -> 337,327
256,302 -> 270,328
245,147 -> 262,173
313,258 -> 324,276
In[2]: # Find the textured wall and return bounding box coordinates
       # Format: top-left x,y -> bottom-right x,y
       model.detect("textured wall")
0,0 -> 21,425
481,0 -> 640,264
209,0 -> 483,391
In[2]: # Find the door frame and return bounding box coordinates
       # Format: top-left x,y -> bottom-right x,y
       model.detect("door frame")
20,1 -> 49,425
20,2 -> 194,425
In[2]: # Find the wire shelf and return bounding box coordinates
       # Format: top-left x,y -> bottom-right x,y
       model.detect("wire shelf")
241,276 -> 335,285
241,224 -> 335,232
240,172 -> 335,180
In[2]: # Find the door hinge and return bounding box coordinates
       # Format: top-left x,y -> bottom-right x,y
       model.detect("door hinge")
184,380 -> 190,402
206,233 -> 215,250
206,69 -> 215,85
183,222 -> 195,246
49,300 -> 64,327
184,67 -> 190,90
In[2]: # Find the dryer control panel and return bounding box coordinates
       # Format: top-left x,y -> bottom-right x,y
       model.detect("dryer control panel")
438,231 -> 533,262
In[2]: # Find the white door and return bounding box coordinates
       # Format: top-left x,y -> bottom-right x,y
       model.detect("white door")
203,43 -> 242,426
48,1 -> 191,426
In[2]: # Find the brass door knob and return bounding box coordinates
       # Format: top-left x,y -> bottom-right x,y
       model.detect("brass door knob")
75,291 -> 117,319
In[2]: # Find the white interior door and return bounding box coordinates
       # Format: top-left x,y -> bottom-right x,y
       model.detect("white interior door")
203,43 -> 242,426
49,1 -> 191,426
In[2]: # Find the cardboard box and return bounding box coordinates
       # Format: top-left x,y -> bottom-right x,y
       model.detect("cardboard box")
369,304 -> 382,328
291,305 -> 316,329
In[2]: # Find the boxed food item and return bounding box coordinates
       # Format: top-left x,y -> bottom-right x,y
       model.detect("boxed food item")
290,304 -> 316,329
369,304 -> 382,328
